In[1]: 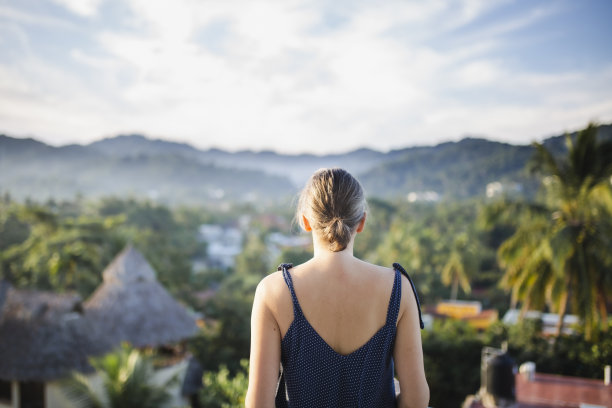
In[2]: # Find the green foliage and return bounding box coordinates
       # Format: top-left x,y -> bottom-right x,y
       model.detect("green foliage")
373,200 -> 497,307
0,197 -> 207,299
360,137 -> 536,199
200,360 -> 249,408
353,197 -> 395,260
234,231 -> 271,277
484,320 -> 612,379
189,223 -> 274,375
441,232 -> 476,300
189,272 -> 260,373
94,197 -> 207,296
422,320 -> 483,408
63,346 -> 171,408
0,203 -> 124,296
274,246 -> 312,267
3,130 -> 609,408
488,123 -> 612,339
423,318 -> 612,408
0,200 -> 30,251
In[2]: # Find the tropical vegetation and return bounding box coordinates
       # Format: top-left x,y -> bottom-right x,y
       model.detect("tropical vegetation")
1,123 -> 610,407
63,346 -> 171,408
484,124 -> 612,339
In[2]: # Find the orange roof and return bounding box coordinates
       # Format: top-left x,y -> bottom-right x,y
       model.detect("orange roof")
464,372 -> 611,408
516,372 -> 611,408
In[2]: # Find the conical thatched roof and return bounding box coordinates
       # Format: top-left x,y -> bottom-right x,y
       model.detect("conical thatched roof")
84,245 -> 198,348
0,282 -> 106,381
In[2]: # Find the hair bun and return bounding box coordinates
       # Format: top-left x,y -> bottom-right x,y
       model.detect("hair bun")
325,217 -> 352,251
297,168 -> 367,252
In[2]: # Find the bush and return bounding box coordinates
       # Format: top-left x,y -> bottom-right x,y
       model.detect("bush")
199,360 -> 249,408
485,319 -> 612,379
422,320 -> 483,408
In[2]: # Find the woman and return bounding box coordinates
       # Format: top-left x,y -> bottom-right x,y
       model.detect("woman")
246,168 -> 429,408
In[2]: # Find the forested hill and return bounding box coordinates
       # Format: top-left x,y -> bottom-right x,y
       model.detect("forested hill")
1,124 -> 610,204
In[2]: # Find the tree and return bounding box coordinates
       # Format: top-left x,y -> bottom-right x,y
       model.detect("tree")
189,271 -> 259,374
234,231 -> 271,277
422,320 -> 483,408
489,124 -> 612,340
0,205 -> 124,296
441,232 -> 473,300
63,346 -> 171,408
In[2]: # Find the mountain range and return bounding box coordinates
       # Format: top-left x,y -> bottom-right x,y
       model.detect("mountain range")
1,124 -> 610,205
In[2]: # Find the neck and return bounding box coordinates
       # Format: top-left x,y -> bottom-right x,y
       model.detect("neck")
311,232 -> 356,262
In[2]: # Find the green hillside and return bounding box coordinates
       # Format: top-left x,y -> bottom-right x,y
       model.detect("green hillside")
1,124 -> 610,204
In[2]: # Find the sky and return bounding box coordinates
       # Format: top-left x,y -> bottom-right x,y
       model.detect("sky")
0,0 -> 611,154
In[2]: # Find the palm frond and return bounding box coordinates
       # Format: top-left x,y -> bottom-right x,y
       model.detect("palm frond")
62,372 -> 107,408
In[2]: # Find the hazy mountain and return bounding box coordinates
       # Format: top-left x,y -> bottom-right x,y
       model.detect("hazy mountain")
1,124 -> 610,204
359,138 -> 535,199
0,135 -> 293,205
362,124 -> 612,199
89,134 -> 202,158
88,136 -> 393,186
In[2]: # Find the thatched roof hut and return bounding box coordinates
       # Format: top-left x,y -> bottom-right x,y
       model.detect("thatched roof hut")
0,281 -> 104,381
84,245 -> 198,348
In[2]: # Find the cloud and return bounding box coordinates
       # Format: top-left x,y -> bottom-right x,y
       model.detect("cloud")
0,5 -> 78,30
0,0 -> 611,153
50,0 -> 105,17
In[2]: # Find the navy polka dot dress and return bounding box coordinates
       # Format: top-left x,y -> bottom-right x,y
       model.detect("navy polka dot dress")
275,263 -> 423,408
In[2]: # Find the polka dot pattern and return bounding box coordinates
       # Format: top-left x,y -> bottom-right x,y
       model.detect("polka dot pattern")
274,263 -> 402,408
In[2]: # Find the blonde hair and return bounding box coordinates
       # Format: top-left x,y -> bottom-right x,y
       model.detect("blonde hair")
297,168 -> 367,252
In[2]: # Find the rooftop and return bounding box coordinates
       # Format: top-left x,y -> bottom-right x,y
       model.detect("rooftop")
464,372 -> 611,408
84,245 -> 198,348
0,245 -> 199,382
0,283 -> 103,381
516,372 -> 611,408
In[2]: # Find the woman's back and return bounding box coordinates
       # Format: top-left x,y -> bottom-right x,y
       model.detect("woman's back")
272,259 -> 402,407
269,257 -> 398,356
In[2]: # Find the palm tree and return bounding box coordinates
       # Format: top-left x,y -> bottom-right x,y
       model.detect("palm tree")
489,123 -> 612,340
64,346 -> 171,408
441,233 -> 473,301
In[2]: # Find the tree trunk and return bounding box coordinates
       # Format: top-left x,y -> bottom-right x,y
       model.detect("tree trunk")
451,275 -> 458,301
555,284 -> 570,338
598,291 -> 608,332
519,297 -> 530,320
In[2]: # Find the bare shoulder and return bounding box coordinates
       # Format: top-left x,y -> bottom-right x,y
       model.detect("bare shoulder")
255,271 -> 292,315
256,271 -> 287,301
355,258 -> 395,276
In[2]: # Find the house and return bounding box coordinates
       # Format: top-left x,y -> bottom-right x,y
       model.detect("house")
464,369 -> 612,408
463,348 -> 612,408
513,367 -> 611,408
85,245 -> 198,347
429,300 -> 498,330
0,246 -> 199,408
0,282 -> 102,408
502,309 -> 580,336
197,224 -> 243,269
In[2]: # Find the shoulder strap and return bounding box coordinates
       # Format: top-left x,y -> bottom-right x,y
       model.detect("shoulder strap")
277,263 -> 303,317
393,263 -> 425,329
385,268 -> 402,326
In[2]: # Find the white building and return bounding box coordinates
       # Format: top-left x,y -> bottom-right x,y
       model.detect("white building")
198,224 -> 243,269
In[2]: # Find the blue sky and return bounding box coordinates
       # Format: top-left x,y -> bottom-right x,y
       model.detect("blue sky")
0,0 -> 611,154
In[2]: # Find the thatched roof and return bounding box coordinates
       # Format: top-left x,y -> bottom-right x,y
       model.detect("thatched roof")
84,245 -> 198,348
0,282 -> 107,382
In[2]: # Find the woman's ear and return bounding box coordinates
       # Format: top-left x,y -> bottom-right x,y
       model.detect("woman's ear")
356,212 -> 367,233
302,215 -> 312,231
